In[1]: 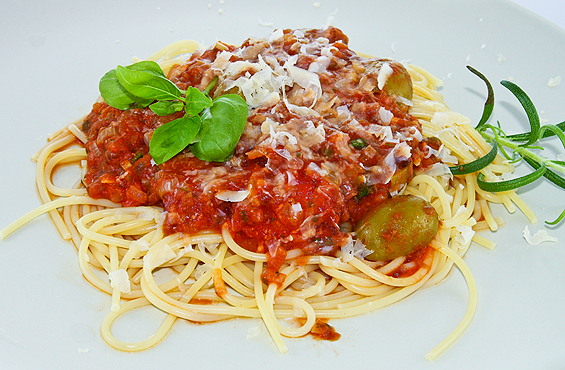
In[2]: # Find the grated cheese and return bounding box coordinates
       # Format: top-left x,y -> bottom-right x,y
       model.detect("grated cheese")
285,65 -> 322,100
378,107 -> 394,124
377,62 -> 393,90
431,111 -> 471,127
308,162 -> 328,176
215,190 -> 250,202
131,239 -> 150,252
291,202 -> 303,214
340,237 -> 372,263
455,224 -> 475,246
144,243 -> 177,271
246,320 -> 263,339
210,50 -> 234,71
547,76 -> 562,87
523,226 -> 558,245
108,269 -> 131,294
268,29 -> 284,43
425,162 -> 454,180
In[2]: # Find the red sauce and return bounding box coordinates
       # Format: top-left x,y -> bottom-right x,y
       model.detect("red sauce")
83,27 -> 431,284
308,319 -> 341,341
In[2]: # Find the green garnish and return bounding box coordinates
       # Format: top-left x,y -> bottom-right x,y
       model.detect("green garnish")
99,61 -> 248,164
450,139 -> 498,175
455,65 -> 565,224
355,184 -> 372,202
130,152 -> 143,163
350,138 -> 368,149
466,66 -> 494,130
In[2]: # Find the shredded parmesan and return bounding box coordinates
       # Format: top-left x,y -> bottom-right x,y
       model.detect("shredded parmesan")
144,243 -> 177,271
547,76 -> 561,87
455,224 -> 475,246
268,29 -> 284,43
215,190 -> 250,202
377,62 -> 393,90
108,269 -> 131,294
307,162 -> 328,176
425,162 -> 454,180
131,239 -> 150,252
522,226 -> 558,245
378,107 -> 394,124
431,111 -> 471,127
340,237 -> 372,263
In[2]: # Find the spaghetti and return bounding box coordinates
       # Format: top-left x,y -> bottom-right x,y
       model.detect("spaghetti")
0,27 -> 535,360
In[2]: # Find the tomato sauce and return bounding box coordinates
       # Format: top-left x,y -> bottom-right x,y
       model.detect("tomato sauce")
82,27 -> 432,284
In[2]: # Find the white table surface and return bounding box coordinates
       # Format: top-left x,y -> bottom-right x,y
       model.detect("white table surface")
511,0 -> 565,29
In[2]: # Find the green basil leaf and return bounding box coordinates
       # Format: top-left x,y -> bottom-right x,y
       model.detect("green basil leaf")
116,65 -> 182,101
126,60 -> 167,78
190,94 -> 248,162
99,69 -> 153,109
185,87 -> 213,117
149,114 -> 202,164
149,100 -> 185,116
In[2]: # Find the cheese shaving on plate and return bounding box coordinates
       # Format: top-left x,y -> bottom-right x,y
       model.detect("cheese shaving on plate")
522,226 -> 558,245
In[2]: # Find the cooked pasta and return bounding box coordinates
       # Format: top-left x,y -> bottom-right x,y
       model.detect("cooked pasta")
0,27 -> 535,361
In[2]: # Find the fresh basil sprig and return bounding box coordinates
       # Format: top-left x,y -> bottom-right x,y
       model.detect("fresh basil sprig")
99,61 -> 248,164
461,66 -> 565,224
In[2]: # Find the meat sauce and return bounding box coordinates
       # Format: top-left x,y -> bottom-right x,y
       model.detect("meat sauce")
83,27 -> 433,284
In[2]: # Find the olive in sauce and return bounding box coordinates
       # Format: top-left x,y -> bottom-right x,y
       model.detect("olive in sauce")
354,194 -> 439,261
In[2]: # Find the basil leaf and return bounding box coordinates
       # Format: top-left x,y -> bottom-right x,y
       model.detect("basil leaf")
149,100 -> 185,116
190,94 -> 248,162
185,87 -> 213,117
126,60 -> 167,78
116,65 -> 182,101
99,69 -> 153,109
149,114 -> 202,164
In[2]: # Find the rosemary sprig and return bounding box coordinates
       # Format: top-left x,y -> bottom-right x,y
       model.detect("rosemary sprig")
449,139 -> 498,175
450,66 -> 565,224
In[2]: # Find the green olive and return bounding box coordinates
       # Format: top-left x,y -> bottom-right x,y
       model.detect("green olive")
382,62 -> 413,101
388,159 -> 413,194
354,194 -> 439,261
362,59 -> 413,101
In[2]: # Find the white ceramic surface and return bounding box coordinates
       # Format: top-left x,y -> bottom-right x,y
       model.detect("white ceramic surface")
0,1 -> 564,369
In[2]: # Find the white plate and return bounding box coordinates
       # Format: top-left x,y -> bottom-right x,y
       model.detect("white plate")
1,0 -> 564,369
